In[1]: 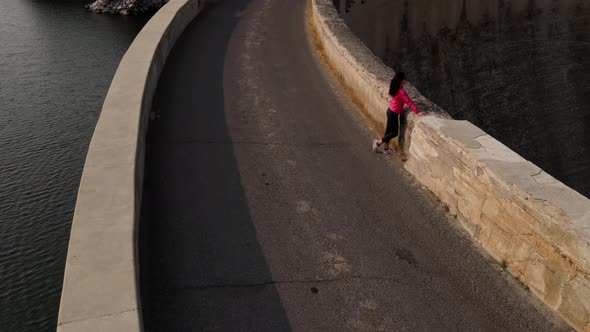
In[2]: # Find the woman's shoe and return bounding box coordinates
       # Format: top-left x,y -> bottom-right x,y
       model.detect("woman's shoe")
372,139 -> 382,153
383,148 -> 394,155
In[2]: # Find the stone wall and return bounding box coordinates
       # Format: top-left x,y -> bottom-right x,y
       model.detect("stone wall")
311,0 -> 590,330
57,0 -> 205,331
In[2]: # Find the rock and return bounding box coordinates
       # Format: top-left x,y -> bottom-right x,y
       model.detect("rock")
86,0 -> 168,15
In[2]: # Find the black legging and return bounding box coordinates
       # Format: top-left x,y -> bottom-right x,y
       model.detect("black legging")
382,109 -> 399,143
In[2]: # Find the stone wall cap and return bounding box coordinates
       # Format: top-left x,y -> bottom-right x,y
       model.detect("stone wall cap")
420,116 -> 590,272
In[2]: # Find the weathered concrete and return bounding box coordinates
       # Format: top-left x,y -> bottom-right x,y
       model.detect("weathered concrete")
340,0 -> 590,198
311,0 -> 590,330
57,0 -> 205,331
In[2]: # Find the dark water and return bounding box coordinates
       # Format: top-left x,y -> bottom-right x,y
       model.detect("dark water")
337,0 -> 590,198
0,1 -> 147,330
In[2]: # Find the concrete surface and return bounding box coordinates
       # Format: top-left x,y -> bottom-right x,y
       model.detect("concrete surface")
311,0 -> 590,330
139,0 -> 570,330
57,0 -> 204,331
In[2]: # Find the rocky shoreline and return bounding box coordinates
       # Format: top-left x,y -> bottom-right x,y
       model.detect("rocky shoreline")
86,0 -> 167,14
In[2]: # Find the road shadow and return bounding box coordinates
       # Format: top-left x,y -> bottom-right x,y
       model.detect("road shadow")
139,0 -> 291,330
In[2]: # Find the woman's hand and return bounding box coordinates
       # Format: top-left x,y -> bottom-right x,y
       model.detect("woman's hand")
417,111 -> 425,117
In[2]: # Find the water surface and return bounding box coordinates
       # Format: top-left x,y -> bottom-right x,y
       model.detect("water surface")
0,1 -> 147,330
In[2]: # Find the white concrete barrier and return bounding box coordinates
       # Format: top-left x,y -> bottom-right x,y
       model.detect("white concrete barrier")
57,1 -> 205,330
311,0 -> 590,330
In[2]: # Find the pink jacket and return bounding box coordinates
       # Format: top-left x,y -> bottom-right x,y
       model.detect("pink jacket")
389,86 -> 421,114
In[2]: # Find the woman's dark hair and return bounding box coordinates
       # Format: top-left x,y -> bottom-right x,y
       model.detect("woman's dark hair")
389,72 -> 406,96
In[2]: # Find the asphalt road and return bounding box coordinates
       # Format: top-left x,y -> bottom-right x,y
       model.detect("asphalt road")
139,0 -> 570,330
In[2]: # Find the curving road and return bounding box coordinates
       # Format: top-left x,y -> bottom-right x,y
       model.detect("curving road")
139,0 -> 569,330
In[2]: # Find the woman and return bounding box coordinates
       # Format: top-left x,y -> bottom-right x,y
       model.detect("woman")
373,72 -> 425,154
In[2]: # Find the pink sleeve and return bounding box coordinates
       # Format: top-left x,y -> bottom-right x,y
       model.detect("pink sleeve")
400,88 -> 421,114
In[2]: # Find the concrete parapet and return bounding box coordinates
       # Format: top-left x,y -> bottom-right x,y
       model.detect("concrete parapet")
57,1 -> 205,330
311,0 -> 590,330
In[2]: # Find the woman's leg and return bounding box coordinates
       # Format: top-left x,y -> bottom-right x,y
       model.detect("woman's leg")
381,110 -> 399,149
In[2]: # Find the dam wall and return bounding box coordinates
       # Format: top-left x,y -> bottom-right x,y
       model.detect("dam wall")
339,0 -> 590,199
57,0 -> 205,330
311,0 -> 590,330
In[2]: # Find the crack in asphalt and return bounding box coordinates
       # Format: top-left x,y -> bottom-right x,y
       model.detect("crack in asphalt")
148,139 -> 354,148
160,275 -> 406,292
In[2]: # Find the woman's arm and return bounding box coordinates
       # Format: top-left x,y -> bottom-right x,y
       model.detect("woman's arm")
400,88 -> 423,115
